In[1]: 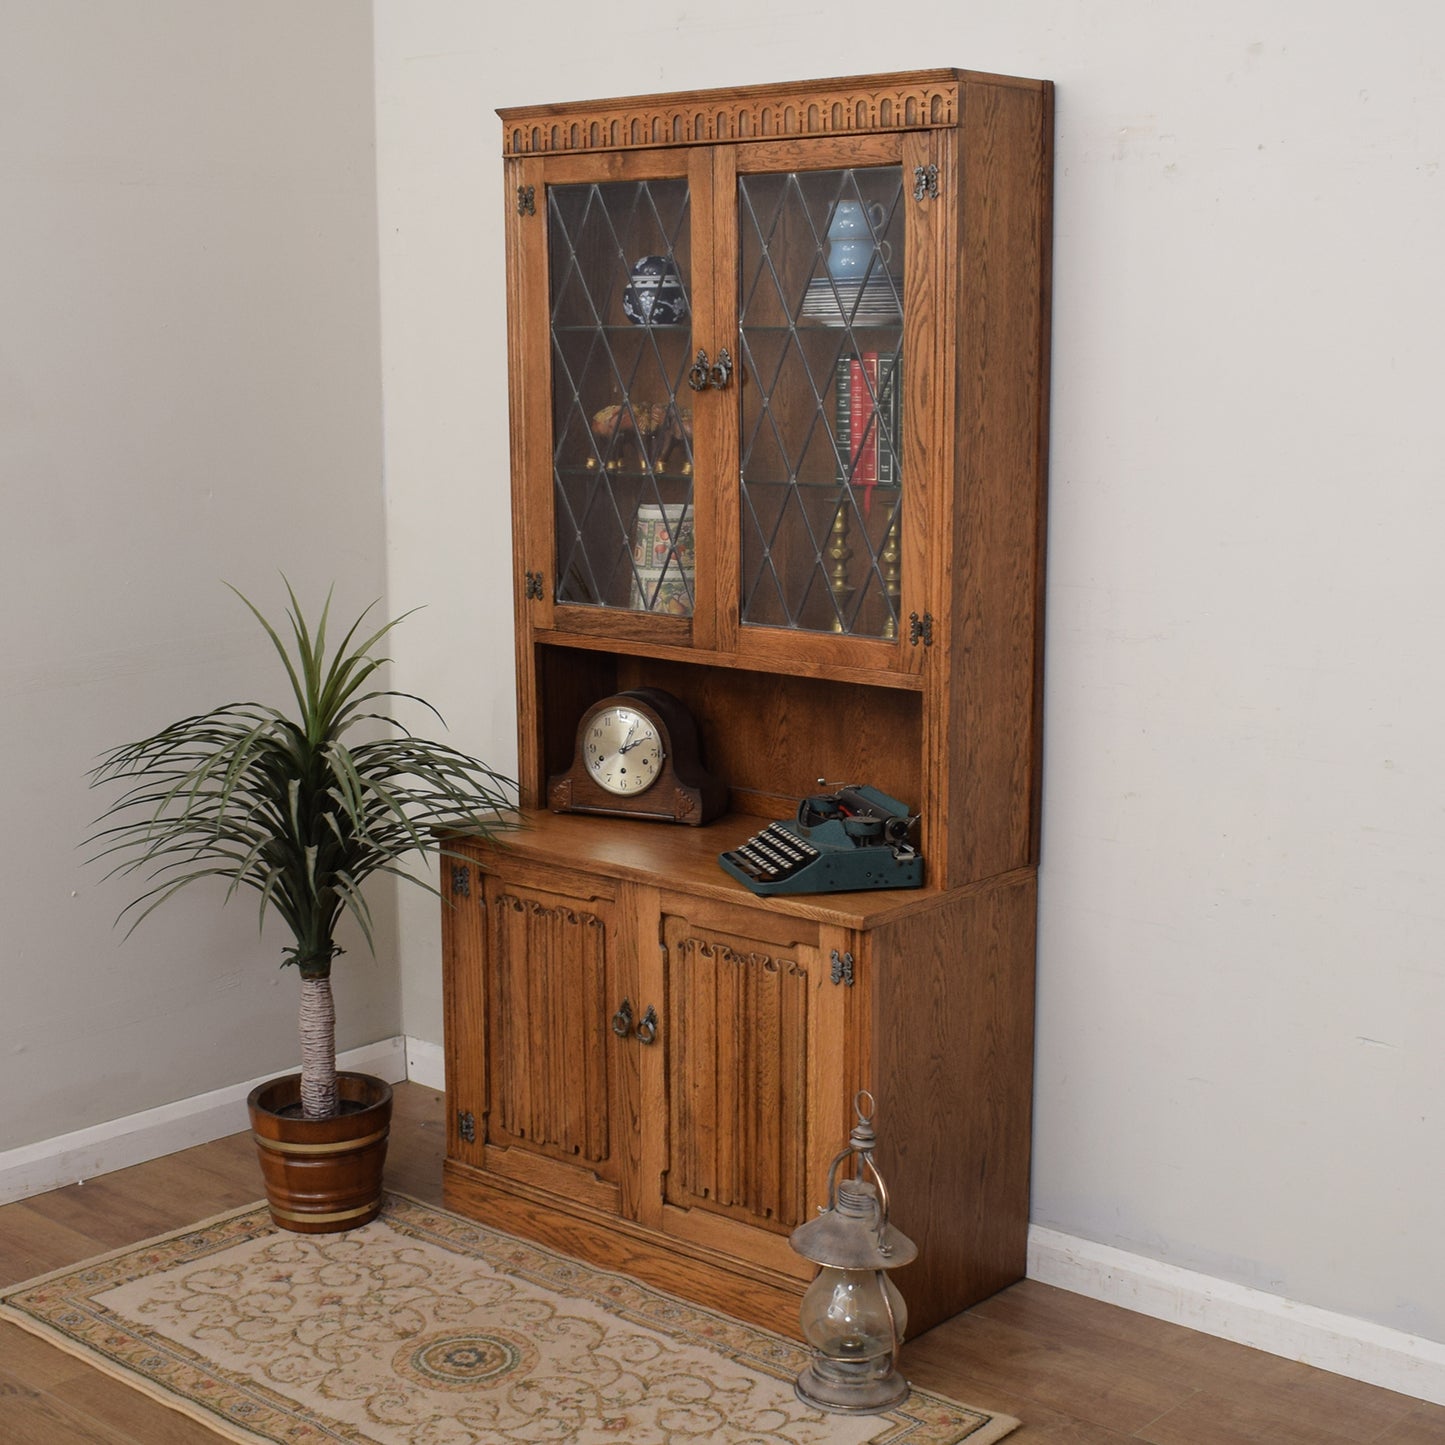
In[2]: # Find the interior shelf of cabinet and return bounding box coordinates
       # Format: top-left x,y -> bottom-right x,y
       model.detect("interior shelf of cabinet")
555,466 -> 693,479
551,323 -> 692,334
741,321 -> 903,333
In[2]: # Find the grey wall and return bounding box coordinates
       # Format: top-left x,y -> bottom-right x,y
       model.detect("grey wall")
5,0 -> 1439,1356
374,2 -> 1445,1345
0,1 -> 392,1150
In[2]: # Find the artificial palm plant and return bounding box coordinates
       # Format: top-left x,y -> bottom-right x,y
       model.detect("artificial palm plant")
88,583 -> 515,1120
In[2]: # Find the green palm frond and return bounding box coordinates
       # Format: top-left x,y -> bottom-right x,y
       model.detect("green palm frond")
87,583 -> 516,979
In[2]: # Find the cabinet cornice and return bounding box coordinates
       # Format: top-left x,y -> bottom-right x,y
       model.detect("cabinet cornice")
498,69 -> 969,157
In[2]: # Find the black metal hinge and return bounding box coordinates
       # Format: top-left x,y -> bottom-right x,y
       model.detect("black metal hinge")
524,570 -> 545,600
516,184 -> 536,216
830,949 -> 856,987
908,611 -> 934,647
913,164 -> 940,202
450,864 -> 471,898
457,1110 -> 476,1144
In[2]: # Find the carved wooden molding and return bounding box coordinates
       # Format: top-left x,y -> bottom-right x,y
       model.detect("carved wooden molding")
494,892 -> 603,929
500,71 -> 962,157
673,936 -> 807,978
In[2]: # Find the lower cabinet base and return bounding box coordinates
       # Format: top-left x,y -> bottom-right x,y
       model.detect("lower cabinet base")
440,838 -> 1038,1343
442,1159 -> 808,1338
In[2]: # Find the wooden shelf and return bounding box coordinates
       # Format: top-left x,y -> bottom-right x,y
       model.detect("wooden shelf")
454,807 -> 1019,930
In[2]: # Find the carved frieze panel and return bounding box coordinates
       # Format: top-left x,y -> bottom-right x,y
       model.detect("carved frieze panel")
501,73 -> 962,156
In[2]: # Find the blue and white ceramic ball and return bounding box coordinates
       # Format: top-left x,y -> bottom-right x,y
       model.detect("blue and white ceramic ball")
623,255 -> 688,326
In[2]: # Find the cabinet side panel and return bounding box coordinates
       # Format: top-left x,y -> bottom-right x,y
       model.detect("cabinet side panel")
871,873 -> 1037,1334
948,80 -> 1053,882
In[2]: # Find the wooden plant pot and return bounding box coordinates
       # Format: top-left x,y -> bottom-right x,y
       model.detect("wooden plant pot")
246,1072 -> 393,1234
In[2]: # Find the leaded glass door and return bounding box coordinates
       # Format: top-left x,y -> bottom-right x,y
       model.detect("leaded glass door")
545,162 -> 704,622
736,163 -> 907,642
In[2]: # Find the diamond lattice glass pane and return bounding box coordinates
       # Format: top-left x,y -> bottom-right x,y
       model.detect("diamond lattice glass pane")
549,178 -> 695,614
737,167 -> 904,638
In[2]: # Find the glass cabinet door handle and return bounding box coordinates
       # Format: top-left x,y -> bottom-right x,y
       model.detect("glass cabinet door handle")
687,348 -> 734,392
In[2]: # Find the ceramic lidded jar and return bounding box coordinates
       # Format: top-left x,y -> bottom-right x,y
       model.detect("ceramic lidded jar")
623,255 -> 688,325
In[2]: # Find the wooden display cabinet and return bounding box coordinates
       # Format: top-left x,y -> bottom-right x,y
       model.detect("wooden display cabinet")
442,69 -> 1053,1338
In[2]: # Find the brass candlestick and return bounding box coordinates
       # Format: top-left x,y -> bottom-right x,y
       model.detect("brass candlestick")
880,504 -> 901,640
828,496 -> 854,633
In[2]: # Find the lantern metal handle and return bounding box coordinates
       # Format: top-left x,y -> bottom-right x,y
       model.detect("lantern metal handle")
818,1089 -> 897,1254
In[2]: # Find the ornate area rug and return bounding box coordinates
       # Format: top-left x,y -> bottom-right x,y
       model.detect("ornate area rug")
0,1193 -> 1017,1445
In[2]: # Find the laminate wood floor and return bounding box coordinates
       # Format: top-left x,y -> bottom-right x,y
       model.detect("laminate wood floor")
1,1082 -> 1440,1443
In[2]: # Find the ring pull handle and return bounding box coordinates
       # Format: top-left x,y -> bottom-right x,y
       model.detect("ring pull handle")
687,348 -> 734,392
635,1004 -> 659,1045
611,998 -> 634,1038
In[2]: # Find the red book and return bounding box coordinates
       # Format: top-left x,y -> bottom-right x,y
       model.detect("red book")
850,353 -> 879,512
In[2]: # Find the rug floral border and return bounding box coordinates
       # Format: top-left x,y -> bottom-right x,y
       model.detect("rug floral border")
0,1193 -> 1018,1445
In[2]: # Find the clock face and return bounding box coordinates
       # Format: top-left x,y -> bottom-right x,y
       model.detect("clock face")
582,705 -> 666,796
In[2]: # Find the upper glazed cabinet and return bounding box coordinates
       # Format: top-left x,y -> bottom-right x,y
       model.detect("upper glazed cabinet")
512,133 -> 931,675
501,68 -> 1051,886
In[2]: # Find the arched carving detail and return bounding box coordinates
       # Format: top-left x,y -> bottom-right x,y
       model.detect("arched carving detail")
672,934 -> 807,979
494,892 -> 603,929
500,75 -> 962,155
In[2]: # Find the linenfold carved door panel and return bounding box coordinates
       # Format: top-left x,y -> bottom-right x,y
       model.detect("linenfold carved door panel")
659,897 -> 851,1277
480,873 -> 627,1213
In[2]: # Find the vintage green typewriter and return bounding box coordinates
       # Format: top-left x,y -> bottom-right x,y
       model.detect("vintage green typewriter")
718,784 -> 923,896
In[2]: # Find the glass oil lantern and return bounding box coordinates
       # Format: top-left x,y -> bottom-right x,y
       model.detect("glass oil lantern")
789,1089 -> 917,1413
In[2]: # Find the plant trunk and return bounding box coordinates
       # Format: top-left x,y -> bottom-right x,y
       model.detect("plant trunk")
299,976 -> 338,1119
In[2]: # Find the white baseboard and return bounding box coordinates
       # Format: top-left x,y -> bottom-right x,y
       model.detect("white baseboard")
1028,1225 -> 1445,1407
404,1035 -> 446,1091
0,1036 -> 409,1207
8,1053 -> 1439,1409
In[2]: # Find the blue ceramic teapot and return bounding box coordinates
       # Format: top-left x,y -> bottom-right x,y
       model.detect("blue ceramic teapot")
826,201 -> 891,280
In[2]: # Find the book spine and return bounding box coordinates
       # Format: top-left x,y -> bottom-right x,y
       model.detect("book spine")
849,360 -> 872,484
835,354 -> 853,483
857,353 -> 879,513
878,353 -> 899,486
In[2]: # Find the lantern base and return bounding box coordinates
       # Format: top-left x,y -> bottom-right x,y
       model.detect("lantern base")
794,1355 -> 910,1414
